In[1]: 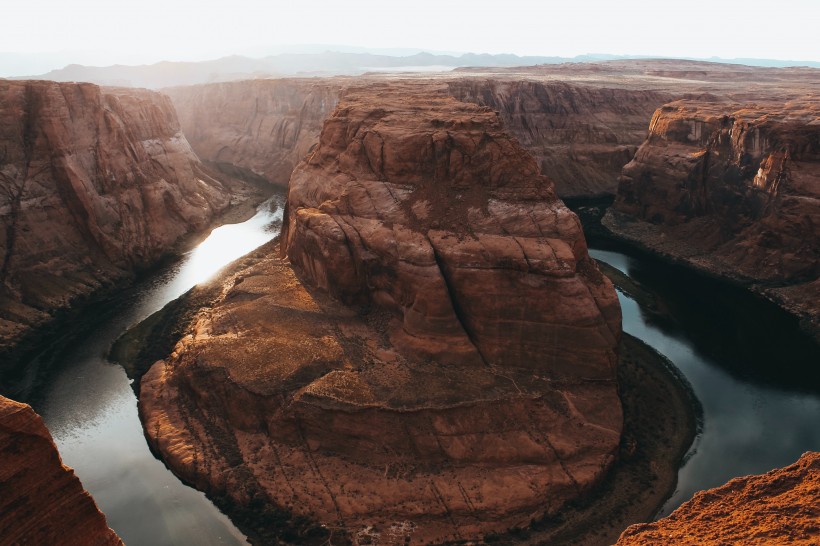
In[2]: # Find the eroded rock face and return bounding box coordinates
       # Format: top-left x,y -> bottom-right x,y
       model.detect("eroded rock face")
448,80 -> 671,197
166,79 -> 342,186
142,82 -> 622,543
606,98 -> 820,336
616,452 -> 820,545
0,80 -> 231,362
0,395 -> 123,546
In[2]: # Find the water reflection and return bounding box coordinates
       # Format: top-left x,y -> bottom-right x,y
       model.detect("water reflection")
589,247 -> 820,517
26,195 -> 285,546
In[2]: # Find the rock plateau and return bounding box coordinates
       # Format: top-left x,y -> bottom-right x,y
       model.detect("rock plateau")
616,452 -> 820,545
140,82 -> 622,544
0,80 -> 232,371
0,395 -> 123,546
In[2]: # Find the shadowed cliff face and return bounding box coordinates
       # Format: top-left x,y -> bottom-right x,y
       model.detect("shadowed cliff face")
166,79 -> 342,186
140,82 -> 623,543
0,395 -> 123,546
447,79 -> 672,197
605,98 -> 820,336
166,77 -> 672,199
0,80 -> 232,361
616,452 -> 820,545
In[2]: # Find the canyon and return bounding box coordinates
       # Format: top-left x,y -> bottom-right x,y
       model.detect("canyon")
0,395 -> 123,545
139,82 -> 623,543
0,80 -> 246,380
605,97 -> 820,339
0,59 -> 817,545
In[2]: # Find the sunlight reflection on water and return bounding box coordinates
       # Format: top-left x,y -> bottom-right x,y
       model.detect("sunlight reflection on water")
31,195 -> 285,546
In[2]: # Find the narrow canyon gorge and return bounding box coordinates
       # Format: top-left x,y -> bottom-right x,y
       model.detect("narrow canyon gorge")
0,58 -> 818,546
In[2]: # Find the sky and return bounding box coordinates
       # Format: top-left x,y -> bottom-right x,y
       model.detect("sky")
2,0 -> 819,76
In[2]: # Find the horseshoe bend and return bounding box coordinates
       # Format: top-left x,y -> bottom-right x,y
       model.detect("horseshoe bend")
138,82 -> 626,543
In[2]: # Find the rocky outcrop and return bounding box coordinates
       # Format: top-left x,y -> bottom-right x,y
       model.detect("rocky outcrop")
617,452 -> 820,545
0,80 -> 232,365
141,82 -> 622,543
0,395 -> 123,545
166,79 -> 342,186
605,98 -> 820,337
448,80 -> 671,197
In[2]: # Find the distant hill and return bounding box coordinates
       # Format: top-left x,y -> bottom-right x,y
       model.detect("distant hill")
7,52 -> 570,88
7,51 -> 820,89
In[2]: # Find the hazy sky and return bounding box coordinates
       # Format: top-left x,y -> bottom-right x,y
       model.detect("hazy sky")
2,0 -> 819,75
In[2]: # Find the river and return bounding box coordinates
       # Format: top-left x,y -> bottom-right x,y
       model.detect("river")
21,195 -> 287,546
11,197 -> 820,543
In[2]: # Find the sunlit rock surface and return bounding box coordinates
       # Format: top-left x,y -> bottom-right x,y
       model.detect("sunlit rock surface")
141,82 -> 622,543
0,80 -> 231,364
0,395 -> 123,546
616,452 -> 820,545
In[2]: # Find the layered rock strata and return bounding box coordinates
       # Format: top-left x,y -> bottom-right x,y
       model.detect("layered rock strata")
166,79 -> 342,186
0,395 -> 123,545
0,80 -> 231,362
141,83 -> 622,543
617,452 -> 820,545
448,80 -> 671,197
605,98 -> 820,337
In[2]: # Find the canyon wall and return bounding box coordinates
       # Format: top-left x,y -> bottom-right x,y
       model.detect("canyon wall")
0,80 -> 232,365
0,395 -> 123,545
447,79 -> 671,197
605,98 -> 820,336
166,77 -> 671,198
617,452 -> 820,545
140,82 -> 623,543
165,79 -> 342,186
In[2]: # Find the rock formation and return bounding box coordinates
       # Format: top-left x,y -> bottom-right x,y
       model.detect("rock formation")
616,451 -> 820,545
448,80 -> 671,197
166,79 -> 342,186
0,395 -> 123,545
166,76 -> 670,198
140,82 -> 622,543
0,80 -> 232,366
605,98 -> 820,337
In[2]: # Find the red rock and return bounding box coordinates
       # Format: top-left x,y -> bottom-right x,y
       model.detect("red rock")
616,452 -> 820,545
0,80 -> 232,363
141,82 -> 622,543
166,79 -> 342,186
605,98 -> 820,337
447,79 -> 672,197
0,395 -> 123,546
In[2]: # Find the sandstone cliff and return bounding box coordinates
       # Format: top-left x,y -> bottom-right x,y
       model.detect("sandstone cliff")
0,80 -> 232,365
605,98 -> 820,337
0,395 -> 123,545
140,82 -> 622,543
617,451 -> 820,545
448,80 -> 671,197
165,79 -> 342,186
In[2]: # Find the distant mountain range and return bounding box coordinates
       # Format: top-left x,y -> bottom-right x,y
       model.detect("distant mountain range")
6,51 -> 820,89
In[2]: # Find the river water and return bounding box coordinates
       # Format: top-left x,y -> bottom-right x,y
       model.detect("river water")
21,195 -> 286,546
588,244 -> 820,516
11,197 -> 820,543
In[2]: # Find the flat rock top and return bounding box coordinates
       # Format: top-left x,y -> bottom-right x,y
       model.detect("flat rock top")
617,452 -> 820,545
